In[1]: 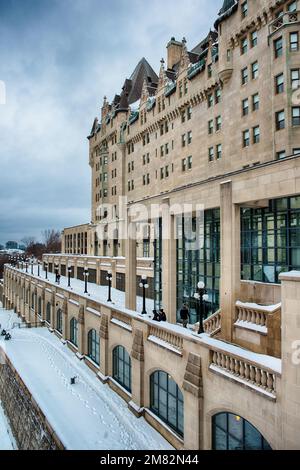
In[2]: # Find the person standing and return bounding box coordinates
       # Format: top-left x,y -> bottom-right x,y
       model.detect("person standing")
180,303 -> 190,328
159,309 -> 167,322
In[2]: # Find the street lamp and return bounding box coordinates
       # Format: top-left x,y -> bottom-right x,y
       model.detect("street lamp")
139,275 -> 149,315
54,263 -> 59,283
84,267 -> 89,295
25,259 -> 28,273
68,264 -> 72,288
44,262 -> 48,280
106,270 -> 112,302
37,260 -> 41,277
30,258 -> 34,275
194,281 -> 209,335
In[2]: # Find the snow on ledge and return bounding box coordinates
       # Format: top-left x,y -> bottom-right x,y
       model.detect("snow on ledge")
147,335 -> 182,356
209,364 -> 276,400
110,318 -> 132,332
234,320 -> 268,335
86,307 -> 101,317
236,300 -> 281,313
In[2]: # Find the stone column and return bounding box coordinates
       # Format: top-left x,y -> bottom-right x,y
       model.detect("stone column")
220,181 -> 240,342
161,204 -> 177,323
183,353 -> 203,450
99,314 -> 109,381
280,272 -> 300,449
129,329 -> 144,416
77,305 -> 85,356
62,298 -> 68,340
125,219 -> 137,311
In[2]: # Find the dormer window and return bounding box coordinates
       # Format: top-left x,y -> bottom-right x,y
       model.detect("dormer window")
241,1 -> 248,18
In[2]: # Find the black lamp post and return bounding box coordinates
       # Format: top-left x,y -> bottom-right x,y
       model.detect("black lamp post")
194,281 -> 209,335
54,263 -> 59,283
106,270 -> 112,302
37,260 -> 41,277
44,262 -> 48,280
84,267 -> 89,294
30,258 -> 34,275
25,259 -> 28,273
68,265 -> 72,288
139,275 -> 149,315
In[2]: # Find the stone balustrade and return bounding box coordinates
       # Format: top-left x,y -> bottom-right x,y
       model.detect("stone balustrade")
210,349 -> 278,399
148,324 -> 183,353
269,11 -> 300,34
203,310 -> 221,336
235,301 -> 281,330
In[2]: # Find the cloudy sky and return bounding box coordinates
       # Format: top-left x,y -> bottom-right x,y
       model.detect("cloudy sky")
0,0 -> 219,246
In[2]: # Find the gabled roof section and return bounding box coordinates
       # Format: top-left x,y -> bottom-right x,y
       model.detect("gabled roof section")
128,57 -> 158,104
191,30 -> 218,56
214,0 -> 239,29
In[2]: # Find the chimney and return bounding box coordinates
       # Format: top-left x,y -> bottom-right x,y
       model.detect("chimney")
166,37 -> 183,70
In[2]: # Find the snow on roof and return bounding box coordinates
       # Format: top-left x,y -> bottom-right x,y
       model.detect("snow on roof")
0,305 -> 172,451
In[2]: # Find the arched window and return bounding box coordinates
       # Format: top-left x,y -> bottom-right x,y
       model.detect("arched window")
150,371 -> 184,437
212,413 -> 272,450
112,346 -> 131,392
87,329 -> 100,365
38,297 -> 42,316
70,318 -> 78,347
56,309 -> 63,334
46,302 -> 51,323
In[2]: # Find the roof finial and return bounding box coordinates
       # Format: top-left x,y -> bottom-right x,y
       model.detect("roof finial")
160,58 -> 165,66
182,37 -> 187,45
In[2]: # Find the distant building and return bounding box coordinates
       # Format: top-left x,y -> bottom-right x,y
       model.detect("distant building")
6,241 -> 18,250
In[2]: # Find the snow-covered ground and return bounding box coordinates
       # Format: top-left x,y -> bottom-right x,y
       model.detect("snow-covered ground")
0,304 -> 172,450
0,401 -> 15,450
20,265 -> 155,317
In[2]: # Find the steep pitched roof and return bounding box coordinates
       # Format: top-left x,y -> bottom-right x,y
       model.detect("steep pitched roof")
214,0 -> 239,29
127,57 -> 158,104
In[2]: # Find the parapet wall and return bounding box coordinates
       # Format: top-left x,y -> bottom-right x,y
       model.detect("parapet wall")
0,350 -> 64,450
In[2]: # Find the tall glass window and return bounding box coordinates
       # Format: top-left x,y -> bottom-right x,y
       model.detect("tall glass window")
154,218 -> 162,310
212,413 -> 272,450
88,329 -> 100,365
56,309 -> 63,334
112,346 -> 131,392
241,196 -> 300,283
38,296 -> 42,316
70,318 -> 78,347
177,209 -> 220,324
150,371 -> 184,437
46,302 -> 51,323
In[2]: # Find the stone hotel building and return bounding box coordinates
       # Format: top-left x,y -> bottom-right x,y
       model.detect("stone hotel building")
3,0 -> 300,450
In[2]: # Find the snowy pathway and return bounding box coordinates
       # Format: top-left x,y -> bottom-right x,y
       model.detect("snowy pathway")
0,305 -> 172,450
0,402 -> 15,450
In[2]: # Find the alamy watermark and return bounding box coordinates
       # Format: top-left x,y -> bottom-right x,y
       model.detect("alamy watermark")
0,80 -> 6,105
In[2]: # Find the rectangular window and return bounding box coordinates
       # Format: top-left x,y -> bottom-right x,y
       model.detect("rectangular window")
160,145 -> 164,157
187,156 -> 193,169
181,111 -> 185,123
253,126 -> 260,144
208,64 -> 212,78
251,30 -> 258,48
216,116 -> 222,131
252,93 -> 259,111
241,1 -> 248,18
277,151 -> 286,160
291,69 -> 300,90
208,147 -> 214,162
241,67 -> 248,85
251,61 -> 259,80
292,107 -> 300,126
187,131 -> 192,144
293,148 -> 300,155
276,110 -> 285,130
290,32 -> 299,51
215,88 -> 221,104
160,168 -> 164,179
242,98 -> 249,116
276,73 -> 284,93
208,119 -> 214,134
187,106 -> 192,120
274,37 -> 283,58
243,129 -> 250,147
241,37 -> 248,55
182,158 -> 187,172
165,165 -> 169,178
182,134 -> 186,147
208,94 -> 213,108
216,144 -> 222,160
143,175 -> 146,186
165,143 -> 169,155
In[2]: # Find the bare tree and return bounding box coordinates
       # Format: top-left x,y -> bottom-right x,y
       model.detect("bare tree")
21,237 -> 36,250
42,229 -> 61,253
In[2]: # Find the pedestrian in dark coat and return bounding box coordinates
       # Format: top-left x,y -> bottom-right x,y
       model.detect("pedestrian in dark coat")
180,304 -> 190,328
152,310 -> 161,322
159,309 -> 167,322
